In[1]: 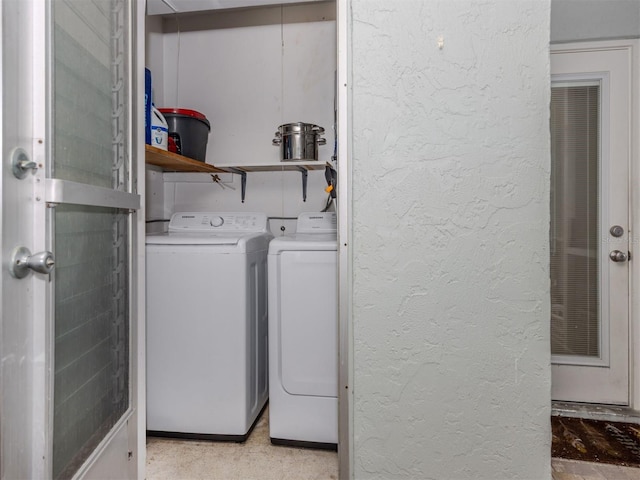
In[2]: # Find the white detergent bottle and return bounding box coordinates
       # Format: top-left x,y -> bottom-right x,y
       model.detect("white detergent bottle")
151,105 -> 168,150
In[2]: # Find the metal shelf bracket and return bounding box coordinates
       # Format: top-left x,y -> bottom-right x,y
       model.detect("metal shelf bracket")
297,166 -> 308,202
228,168 -> 247,203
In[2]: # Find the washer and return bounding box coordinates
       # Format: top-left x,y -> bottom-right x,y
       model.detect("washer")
146,212 -> 272,441
268,212 -> 338,448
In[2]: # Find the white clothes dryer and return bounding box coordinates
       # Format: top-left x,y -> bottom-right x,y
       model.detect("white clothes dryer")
268,212 -> 338,448
146,212 -> 272,441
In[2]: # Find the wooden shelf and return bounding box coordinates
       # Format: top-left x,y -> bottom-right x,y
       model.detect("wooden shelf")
146,145 -> 329,173
145,145 -> 227,173
216,161 -> 328,172
146,0 -> 324,16
145,145 -> 333,202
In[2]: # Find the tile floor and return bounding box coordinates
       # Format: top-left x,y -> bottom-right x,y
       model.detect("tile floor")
146,407 -> 640,480
146,406 -> 338,480
552,458 -> 640,479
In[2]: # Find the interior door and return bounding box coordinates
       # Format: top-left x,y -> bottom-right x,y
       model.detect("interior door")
550,43 -> 633,405
1,1 -> 141,478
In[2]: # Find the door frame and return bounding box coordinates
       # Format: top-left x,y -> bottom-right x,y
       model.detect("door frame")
134,1 -> 147,477
629,37 -> 640,413
336,0 -> 352,478
550,39 -> 640,410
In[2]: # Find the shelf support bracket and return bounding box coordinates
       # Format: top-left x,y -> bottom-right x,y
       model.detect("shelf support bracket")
228,168 -> 247,203
297,167 -> 308,202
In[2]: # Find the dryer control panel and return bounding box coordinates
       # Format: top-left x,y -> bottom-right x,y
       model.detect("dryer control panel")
168,212 -> 268,233
296,212 -> 337,234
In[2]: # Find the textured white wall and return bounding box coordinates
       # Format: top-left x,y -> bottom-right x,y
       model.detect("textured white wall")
350,2 -> 551,479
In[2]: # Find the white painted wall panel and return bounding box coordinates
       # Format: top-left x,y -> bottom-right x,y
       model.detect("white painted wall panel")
145,7 -> 336,231
551,0 -> 640,43
163,170 -> 329,236
162,22 -> 282,164
350,1 -> 551,478
159,17 -> 335,166
145,15 -> 165,104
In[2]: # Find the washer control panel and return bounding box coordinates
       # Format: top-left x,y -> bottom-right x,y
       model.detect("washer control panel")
209,216 -> 224,227
168,212 -> 268,232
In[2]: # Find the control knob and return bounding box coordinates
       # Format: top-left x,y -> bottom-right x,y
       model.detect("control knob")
210,216 -> 224,227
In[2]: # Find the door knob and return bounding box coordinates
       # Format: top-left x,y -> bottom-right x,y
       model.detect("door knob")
11,147 -> 38,179
609,250 -> 628,263
610,225 -> 625,237
9,246 -> 55,278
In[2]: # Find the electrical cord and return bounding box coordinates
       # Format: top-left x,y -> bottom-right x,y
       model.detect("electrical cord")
321,194 -> 334,212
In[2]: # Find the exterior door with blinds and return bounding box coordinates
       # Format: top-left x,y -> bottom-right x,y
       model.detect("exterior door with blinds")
1,1 -> 142,478
550,43 -> 633,405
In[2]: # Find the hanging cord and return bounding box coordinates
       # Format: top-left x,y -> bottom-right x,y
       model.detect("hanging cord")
174,15 -> 181,105
321,194 -> 334,212
323,164 -> 337,208
279,6 -> 286,225
332,70 -> 337,165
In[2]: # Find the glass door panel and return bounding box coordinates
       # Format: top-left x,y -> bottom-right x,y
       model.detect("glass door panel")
550,83 -> 601,359
53,205 -> 129,479
53,0 -> 129,190
51,0 -> 132,478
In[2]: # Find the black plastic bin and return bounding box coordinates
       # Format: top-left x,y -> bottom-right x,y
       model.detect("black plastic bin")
158,108 -> 211,162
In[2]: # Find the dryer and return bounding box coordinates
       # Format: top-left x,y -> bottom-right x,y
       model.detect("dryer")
268,212 -> 338,448
146,212 -> 272,441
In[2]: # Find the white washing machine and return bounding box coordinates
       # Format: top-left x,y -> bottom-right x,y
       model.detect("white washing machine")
146,212 -> 272,441
268,212 -> 338,448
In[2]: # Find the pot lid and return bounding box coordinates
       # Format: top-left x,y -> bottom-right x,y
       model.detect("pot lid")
278,122 -> 324,134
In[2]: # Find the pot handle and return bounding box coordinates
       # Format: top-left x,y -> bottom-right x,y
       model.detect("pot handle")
313,126 -> 325,134
318,138 -> 327,145
272,138 -> 281,146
